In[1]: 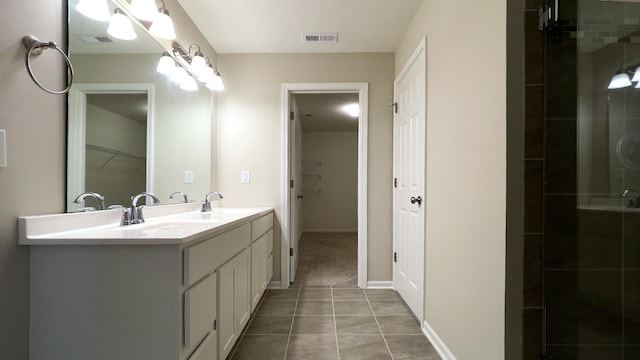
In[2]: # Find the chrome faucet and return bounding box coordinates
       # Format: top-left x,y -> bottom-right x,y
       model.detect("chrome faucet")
622,188 -> 640,208
121,192 -> 160,226
169,191 -> 189,203
202,192 -> 224,212
73,192 -> 105,211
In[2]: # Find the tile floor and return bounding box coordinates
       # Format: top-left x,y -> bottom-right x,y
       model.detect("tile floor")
228,233 -> 441,360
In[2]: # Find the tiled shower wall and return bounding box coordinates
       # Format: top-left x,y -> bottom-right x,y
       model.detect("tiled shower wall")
523,0 -> 640,358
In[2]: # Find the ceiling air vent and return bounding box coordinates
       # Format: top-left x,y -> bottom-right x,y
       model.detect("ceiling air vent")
302,33 -> 339,43
79,35 -> 114,43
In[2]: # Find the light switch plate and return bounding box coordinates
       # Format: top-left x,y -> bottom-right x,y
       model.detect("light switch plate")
0,129 -> 6,167
184,170 -> 193,184
241,170 -> 250,184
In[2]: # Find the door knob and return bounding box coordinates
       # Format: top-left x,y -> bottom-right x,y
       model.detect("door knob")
410,196 -> 422,205
297,194 -> 304,199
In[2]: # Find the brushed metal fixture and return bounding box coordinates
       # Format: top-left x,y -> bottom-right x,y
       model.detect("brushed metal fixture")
410,196 -> 422,206
169,191 -> 189,203
73,192 -> 106,211
22,35 -> 74,94
202,192 -> 224,212
121,192 -> 160,225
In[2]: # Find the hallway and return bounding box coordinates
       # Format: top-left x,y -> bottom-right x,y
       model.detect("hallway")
229,233 -> 440,360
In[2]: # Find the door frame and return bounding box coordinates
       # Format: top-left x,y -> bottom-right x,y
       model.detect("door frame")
280,82 -> 369,289
67,83 -> 155,211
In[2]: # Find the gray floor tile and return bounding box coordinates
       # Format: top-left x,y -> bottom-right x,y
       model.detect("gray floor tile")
256,300 -> 297,316
364,289 -> 402,301
246,316 -> 293,334
333,288 -> 367,301
334,301 -> 373,315
265,288 -> 300,301
291,315 -> 336,334
337,335 -> 392,360
295,301 -> 333,315
370,301 -> 414,316
335,316 -> 381,335
230,335 -> 288,360
300,288 -> 332,301
377,316 -> 422,334
286,335 -> 339,360
385,335 -> 441,360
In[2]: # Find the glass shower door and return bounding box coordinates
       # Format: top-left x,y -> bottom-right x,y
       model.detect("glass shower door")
543,0 -> 640,358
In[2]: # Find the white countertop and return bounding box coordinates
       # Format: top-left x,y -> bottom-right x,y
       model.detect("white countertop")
19,204 -> 273,245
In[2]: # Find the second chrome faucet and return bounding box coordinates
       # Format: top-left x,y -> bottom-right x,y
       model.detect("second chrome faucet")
121,192 -> 160,226
202,192 -> 224,212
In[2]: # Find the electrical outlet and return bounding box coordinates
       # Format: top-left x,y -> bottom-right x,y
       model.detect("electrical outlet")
241,170 -> 250,184
184,170 -> 193,184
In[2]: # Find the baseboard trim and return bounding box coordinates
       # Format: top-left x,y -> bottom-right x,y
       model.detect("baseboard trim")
366,281 -> 393,289
422,320 -> 457,360
302,229 -> 358,233
267,281 -> 282,289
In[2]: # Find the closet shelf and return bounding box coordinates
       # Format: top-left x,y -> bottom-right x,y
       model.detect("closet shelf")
87,144 -> 146,168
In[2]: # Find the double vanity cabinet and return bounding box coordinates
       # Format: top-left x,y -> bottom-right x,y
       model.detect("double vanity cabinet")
19,205 -> 274,360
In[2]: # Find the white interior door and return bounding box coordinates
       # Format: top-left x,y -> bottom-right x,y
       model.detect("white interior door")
393,42 -> 426,320
289,95 -> 302,283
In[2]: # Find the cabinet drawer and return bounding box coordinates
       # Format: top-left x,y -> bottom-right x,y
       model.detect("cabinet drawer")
187,332 -> 216,360
184,274 -> 216,350
251,213 -> 273,241
267,229 -> 273,255
184,224 -> 251,286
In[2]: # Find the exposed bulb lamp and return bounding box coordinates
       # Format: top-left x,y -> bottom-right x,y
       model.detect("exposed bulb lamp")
170,67 -> 188,84
129,0 -> 158,21
76,0 -> 111,21
107,8 -> 137,40
632,66 -> 640,83
156,53 -> 176,75
149,1 -> 176,40
209,71 -> 225,91
188,45 -> 207,78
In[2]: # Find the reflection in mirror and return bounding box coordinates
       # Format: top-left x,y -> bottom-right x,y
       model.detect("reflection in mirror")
67,0 -> 212,212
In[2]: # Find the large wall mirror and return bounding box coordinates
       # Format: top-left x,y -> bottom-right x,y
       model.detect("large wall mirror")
67,0 -> 212,211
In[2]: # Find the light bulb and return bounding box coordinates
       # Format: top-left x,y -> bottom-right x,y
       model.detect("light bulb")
76,0 -> 111,22
190,54 -> 207,78
343,104 -> 360,117
149,8 -> 176,40
157,54 -> 176,75
207,72 -> 225,91
129,0 -> 158,21
632,66 -> 640,83
107,9 -> 137,41
608,72 -> 632,90
170,67 -> 188,84
200,66 -> 215,83
180,75 -> 198,91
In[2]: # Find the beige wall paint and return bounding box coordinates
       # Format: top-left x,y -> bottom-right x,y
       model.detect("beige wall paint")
0,1 -> 66,358
216,53 -> 394,282
302,131 -> 358,232
73,54 -> 212,204
396,0 -> 507,359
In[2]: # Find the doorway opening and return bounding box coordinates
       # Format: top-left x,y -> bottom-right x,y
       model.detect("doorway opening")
281,83 -> 369,289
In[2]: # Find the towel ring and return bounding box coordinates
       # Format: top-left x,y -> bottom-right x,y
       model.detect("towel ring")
22,35 -> 74,95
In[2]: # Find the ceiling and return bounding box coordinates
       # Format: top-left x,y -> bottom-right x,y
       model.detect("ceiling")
176,0 -> 423,53
296,93 -> 359,132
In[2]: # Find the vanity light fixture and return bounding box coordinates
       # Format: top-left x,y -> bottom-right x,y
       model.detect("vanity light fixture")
632,66 -> 640,82
128,0 -> 158,22
149,0 -> 176,40
76,0 -> 111,22
187,45 -> 208,78
208,71 -> 225,91
157,53 -> 176,75
170,66 -> 188,84
107,8 -> 137,40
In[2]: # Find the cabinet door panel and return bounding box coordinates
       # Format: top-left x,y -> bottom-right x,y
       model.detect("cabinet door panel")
235,248 -> 251,330
184,274 -> 217,350
188,332 -> 216,360
218,264 -> 236,360
267,254 -> 273,284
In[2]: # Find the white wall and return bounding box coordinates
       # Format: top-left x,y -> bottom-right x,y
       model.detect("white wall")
302,131 -> 358,232
216,53 -> 394,282
396,0 -> 507,359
